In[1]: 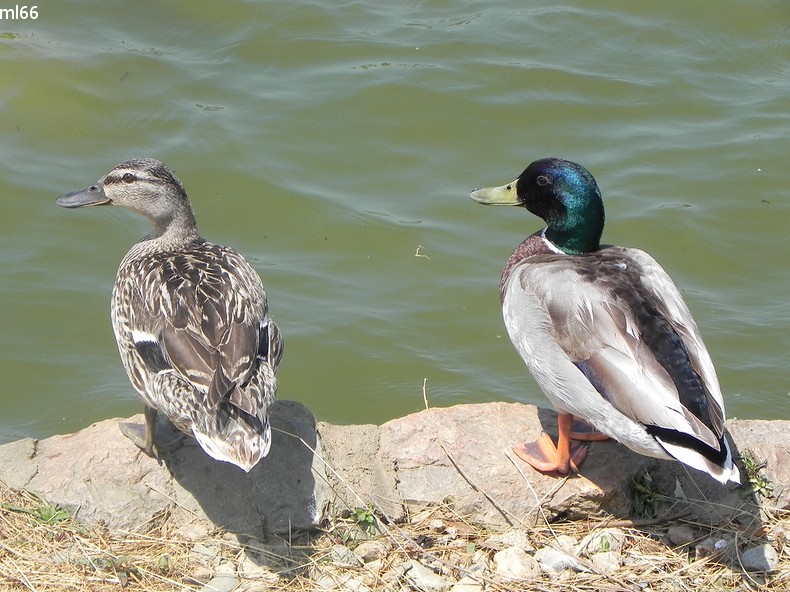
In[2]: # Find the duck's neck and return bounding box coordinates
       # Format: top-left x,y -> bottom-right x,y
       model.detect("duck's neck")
125,210 -> 202,262
543,197 -> 604,255
499,230 -> 560,302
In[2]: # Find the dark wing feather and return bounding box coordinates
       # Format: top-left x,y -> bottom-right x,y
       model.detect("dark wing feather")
131,241 -> 269,412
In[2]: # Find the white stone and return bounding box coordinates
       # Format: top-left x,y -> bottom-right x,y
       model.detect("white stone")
553,534 -> 578,553
176,522 -> 210,541
237,554 -> 278,582
405,560 -> 452,592
695,536 -> 731,559
354,539 -> 390,563
329,544 -> 363,568
578,528 -> 625,555
314,572 -> 373,592
493,546 -> 540,579
484,529 -> 533,552
534,546 -> 588,573
198,573 -> 238,592
590,550 -> 622,574
429,519 -> 446,533
450,575 -> 484,592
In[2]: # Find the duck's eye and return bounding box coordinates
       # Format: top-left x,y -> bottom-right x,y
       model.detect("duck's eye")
536,175 -> 550,187
122,172 -> 135,183
506,184 -> 512,191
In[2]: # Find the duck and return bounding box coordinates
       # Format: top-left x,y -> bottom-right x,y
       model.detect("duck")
57,158 -> 283,472
471,158 -> 739,484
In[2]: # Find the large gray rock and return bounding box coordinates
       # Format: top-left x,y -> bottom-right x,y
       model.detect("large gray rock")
366,403 -> 763,527
0,400 -> 327,538
1,401 -> 786,537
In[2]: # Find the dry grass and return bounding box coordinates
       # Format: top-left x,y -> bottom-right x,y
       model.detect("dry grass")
2,479 -> 789,592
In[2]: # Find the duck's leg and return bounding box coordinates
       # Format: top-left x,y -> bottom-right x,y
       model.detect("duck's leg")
142,405 -> 158,457
513,413 -> 589,474
569,418 -> 610,442
119,405 -> 158,458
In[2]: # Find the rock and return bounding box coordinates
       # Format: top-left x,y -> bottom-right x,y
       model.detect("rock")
405,560 -> 452,592
590,550 -> 622,574
493,546 -> 540,579
191,542 -> 221,564
315,421 -> 402,522
695,536 -> 731,559
741,543 -> 779,571
380,561 -> 410,586
314,572 -> 372,591
199,561 -> 238,592
667,525 -> 696,547
177,523 -> 210,541
0,400 -> 328,538
329,544 -> 363,568
450,575 -> 485,592
354,539 -> 390,563
484,529 -> 533,552
534,547 -> 589,573
578,528 -> 625,555
429,519 -> 446,533
377,404 -> 646,526
553,534 -> 578,553
237,554 -> 277,582
727,421 -> 790,508
0,402 -> 786,536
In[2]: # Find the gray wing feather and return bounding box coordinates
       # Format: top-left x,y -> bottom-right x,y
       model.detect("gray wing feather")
510,248 -> 725,445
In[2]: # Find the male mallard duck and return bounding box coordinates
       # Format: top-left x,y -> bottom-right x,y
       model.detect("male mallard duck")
57,158 -> 283,472
471,158 -> 739,484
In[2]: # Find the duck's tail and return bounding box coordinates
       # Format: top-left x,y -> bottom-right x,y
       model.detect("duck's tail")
193,416 -> 271,473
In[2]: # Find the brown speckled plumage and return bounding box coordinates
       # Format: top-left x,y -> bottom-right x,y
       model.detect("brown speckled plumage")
58,158 -> 282,472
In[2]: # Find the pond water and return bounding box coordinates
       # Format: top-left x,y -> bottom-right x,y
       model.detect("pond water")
1,1 -> 789,443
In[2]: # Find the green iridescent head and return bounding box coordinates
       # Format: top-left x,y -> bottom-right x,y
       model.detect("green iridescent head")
471,158 -> 605,255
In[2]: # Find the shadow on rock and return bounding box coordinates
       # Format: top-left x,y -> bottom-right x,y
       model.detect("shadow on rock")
533,407 -> 760,527
163,400 -> 323,540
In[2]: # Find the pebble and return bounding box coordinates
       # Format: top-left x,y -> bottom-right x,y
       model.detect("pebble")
534,547 -> 588,573
553,534 -> 578,553
405,560 -> 452,592
329,544 -> 363,568
191,542 -> 222,567
741,543 -> 779,572
449,575 -> 484,592
695,536 -> 731,559
354,539 -> 390,563
493,546 -> 540,579
237,554 -> 278,582
381,561 -> 409,585
590,550 -> 622,574
429,519 -> 446,533
176,523 -> 210,541
314,572 -> 372,591
667,525 -> 696,547
199,563 -> 238,592
484,529 -> 533,552
578,528 -> 626,555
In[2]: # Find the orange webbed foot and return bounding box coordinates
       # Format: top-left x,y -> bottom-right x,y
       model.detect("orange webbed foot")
513,432 -> 589,475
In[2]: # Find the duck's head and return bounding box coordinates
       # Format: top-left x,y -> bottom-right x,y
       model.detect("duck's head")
57,158 -> 197,238
471,158 -> 605,255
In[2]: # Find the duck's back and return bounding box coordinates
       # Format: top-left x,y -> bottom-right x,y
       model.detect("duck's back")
111,238 -> 279,428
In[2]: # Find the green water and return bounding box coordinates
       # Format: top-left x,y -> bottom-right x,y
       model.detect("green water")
1,1 -> 789,443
